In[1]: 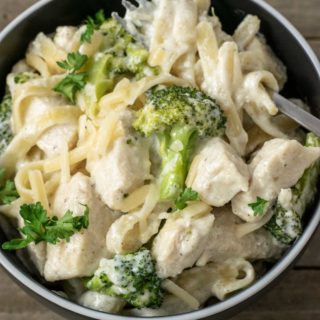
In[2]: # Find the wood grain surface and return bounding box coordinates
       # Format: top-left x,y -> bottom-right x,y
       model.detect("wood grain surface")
0,1 -> 319,320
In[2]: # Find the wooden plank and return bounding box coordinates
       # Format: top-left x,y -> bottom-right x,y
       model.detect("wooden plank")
0,0 -> 37,31
309,39 -> 320,58
0,267 -> 64,320
232,270 -> 320,320
297,226 -> 320,267
0,314 -> 62,320
1,267 -> 320,320
266,0 -> 320,38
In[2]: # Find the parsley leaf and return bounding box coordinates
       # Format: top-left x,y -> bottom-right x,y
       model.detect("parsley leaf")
53,72 -> 87,103
57,52 -> 88,73
55,52 -> 88,102
0,168 -> 19,205
0,180 -> 19,204
248,197 -> 269,216
81,9 -> 106,44
175,188 -> 200,210
2,202 -> 89,251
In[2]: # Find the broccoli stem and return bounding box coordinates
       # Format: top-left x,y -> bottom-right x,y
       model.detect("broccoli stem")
158,125 -> 197,201
265,203 -> 301,245
292,132 -> 320,215
88,55 -> 114,99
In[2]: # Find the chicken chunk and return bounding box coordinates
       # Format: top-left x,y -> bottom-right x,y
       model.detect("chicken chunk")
25,243 -> 46,276
79,291 -> 126,313
8,198 -> 46,275
152,202 -> 214,278
197,206 -> 283,266
37,124 -> 78,158
186,138 -> 250,207
232,138 -> 320,222
44,173 -> 118,282
16,219 -> 46,275
90,136 -> 151,210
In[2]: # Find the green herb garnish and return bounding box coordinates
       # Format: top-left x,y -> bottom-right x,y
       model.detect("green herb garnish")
0,168 -> 18,205
54,51 -> 88,103
2,202 -> 89,250
81,9 -> 106,44
54,72 -> 87,103
175,188 -> 200,210
248,197 -> 269,216
57,52 -> 88,73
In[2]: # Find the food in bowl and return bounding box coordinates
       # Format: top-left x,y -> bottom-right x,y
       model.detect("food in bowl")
0,0 -> 319,317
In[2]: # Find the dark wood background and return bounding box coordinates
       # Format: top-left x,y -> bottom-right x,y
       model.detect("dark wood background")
0,1 -> 319,319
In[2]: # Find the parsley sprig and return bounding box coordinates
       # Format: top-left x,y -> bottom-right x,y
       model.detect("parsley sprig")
54,73 -> 87,103
248,197 -> 269,216
0,168 -> 19,205
57,52 -> 88,73
175,188 -> 200,210
2,202 -> 89,251
81,9 -> 106,44
54,52 -> 88,103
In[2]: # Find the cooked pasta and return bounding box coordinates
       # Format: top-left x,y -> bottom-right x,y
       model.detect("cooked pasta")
0,0 -> 319,316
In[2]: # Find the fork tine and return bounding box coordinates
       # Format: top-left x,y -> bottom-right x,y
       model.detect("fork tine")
121,0 -> 137,11
112,12 -> 127,27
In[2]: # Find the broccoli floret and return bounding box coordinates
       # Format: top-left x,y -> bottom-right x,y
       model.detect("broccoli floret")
305,131 -> 320,148
100,18 -> 158,79
100,18 -> 156,78
85,248 -> 163,309
265,203 -> 302,245
0,94 -> 13,155
265,132 -> 320,245
133,86 -> 226,201
100,17 -> 133,52
84,17 -> 158,115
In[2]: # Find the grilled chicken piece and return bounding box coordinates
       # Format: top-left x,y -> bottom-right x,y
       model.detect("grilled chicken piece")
197,206 -> 283,266
187,138 -> 249,207
90,136 -> 151,211
152,203 -> 214,278
44,173 -> 118,281
232,138 -> 320,222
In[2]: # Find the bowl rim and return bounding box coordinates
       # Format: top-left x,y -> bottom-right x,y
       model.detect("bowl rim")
0,0 -> 320,319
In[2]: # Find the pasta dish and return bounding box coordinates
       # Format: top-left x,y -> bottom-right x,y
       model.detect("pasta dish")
0,0 -> 319,316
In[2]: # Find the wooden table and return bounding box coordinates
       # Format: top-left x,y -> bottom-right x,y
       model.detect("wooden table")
0,1 -> 319,319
